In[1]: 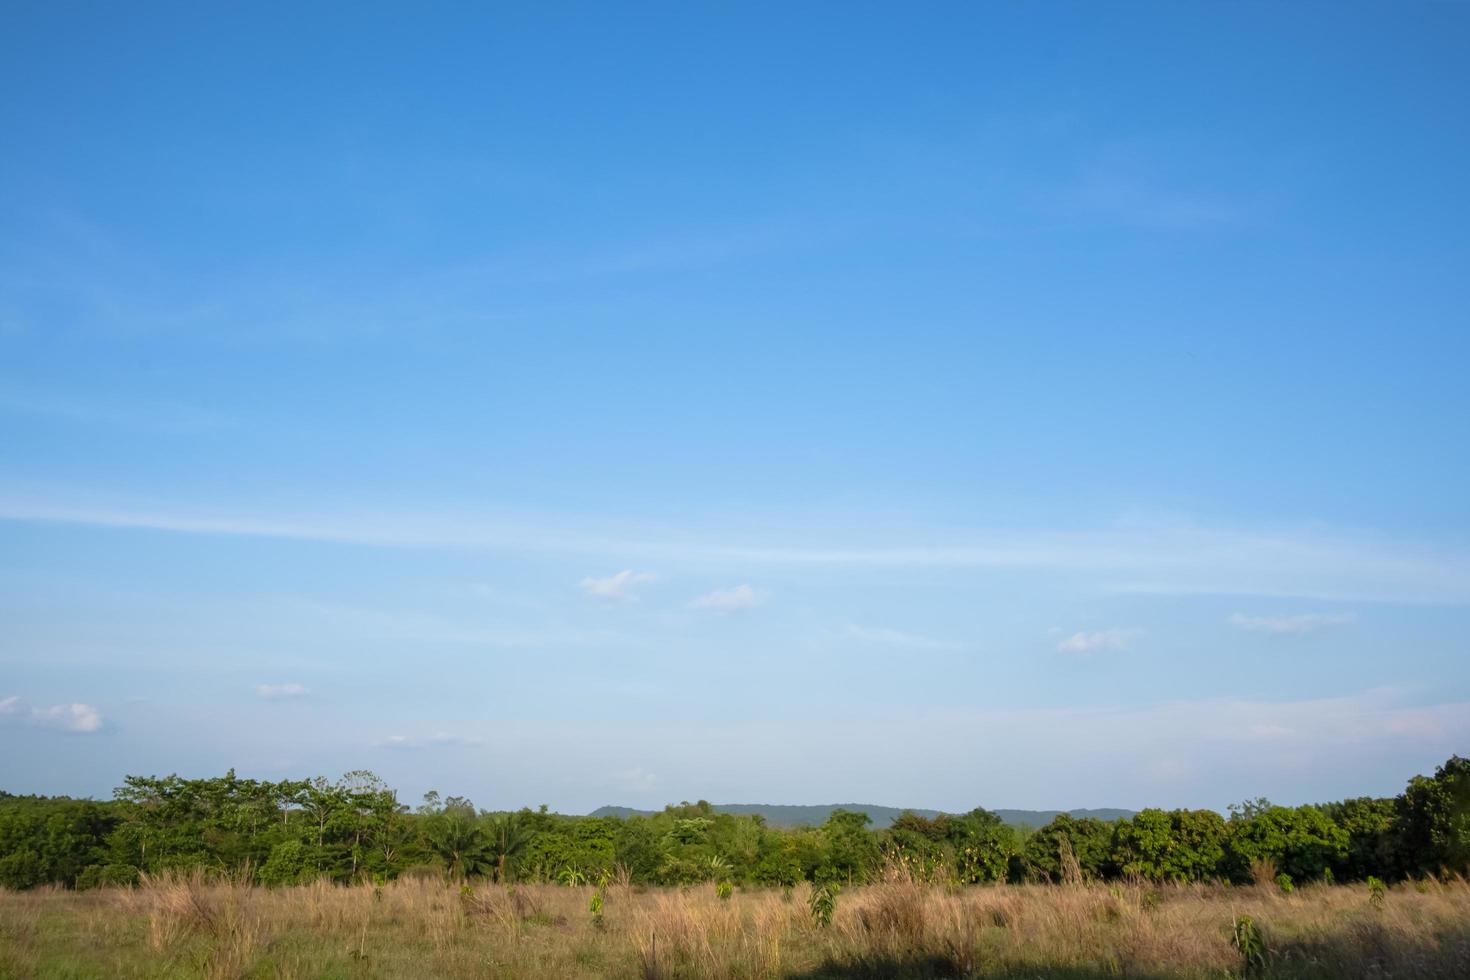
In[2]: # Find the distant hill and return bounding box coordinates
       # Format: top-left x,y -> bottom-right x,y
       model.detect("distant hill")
588,803 -> 1135,829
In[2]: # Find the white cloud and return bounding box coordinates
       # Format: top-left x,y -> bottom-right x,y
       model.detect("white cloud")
844,625 -> 961,650
0,695 -> 103,733
257,683 -> 309,699
579,569 -> 656,601
606,767 -> 659,793
689,584 -> 765,613
376,731 -> 485,750
1228,612 -> 1357,635
1056,628 -> 1136,654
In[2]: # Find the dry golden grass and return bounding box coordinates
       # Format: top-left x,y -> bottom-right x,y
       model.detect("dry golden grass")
2,871 -> 1467,979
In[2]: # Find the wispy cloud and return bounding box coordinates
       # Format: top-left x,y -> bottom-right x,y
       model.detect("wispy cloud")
256,683 -> 309,699
275,598 -> 625,649
1228,612 -> 1357,635
1055,628 -> 1137,654
3,206 -> 833,346
348,688 -> 1470,812
2,490 -> 1467,605
606,766 -> 659,794
376,731 -> 485,750
689,584 -> 766,613
579,569 -> 657,601
0,695 -> 103,733
844,625 -> 961,650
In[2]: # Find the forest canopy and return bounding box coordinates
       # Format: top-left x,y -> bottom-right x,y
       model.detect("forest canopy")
2,757 -> 1467,891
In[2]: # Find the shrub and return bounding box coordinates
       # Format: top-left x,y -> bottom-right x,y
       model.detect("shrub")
75,863 -> 139,889
809,881 -> 839,928
588,888 -> 604,929
1232,915 -> 1267,975
257,840 -> 309,887
1367,875 -> 1387,908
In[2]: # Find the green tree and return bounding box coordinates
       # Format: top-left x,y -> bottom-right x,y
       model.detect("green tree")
1321,797 -> 1396,880
1226,805 -> 1347,882
817,809 -> 881,884
1115,809 -> 1227,881
483,812 -> 533,881
944,808 -> 1019,883
258,839 -> 311,886
1024,814 -> 1114,882
421,797 -> 491,879
1394,755 -> 1470,877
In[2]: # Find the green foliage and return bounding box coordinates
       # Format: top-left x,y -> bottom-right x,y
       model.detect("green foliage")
882,807 -> 1021,884
588,887 -> 605,928
1232,915 -> 1267,975
716,879 -> 733,900
479,811 -> 532,881
1367,875 -> 1387,908
947,808 -> 1021,883
521,813 -> 612,882
808,881 -> 838,927
1274,872 -> 1293,893
1114,809 -> 1227,881
1,757 -> 1465,892
74,862 -> 138,889
816,809 -> 880,883
0,796 -> 121,888
1320,797 -> 1396,880
1023,814 -> 1114,882
422,799 -> 491,879
1393,755 -> 1470,877
258,840 -> 311,886
1226,804 -> 1348,883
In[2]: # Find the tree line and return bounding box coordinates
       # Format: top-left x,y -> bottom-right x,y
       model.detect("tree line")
1,756 -> 1466,891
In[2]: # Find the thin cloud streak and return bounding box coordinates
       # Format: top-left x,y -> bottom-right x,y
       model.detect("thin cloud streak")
340,687 -> 1470,812
375,731 -> 486,750
1056,628 -> 1137,654
1228,612 -> 1357,635
844,625 -> 962,650
580,570 -> 657,602
689,584 -> 766,613
256,683 -> 309,699
1,494 -> 1468,604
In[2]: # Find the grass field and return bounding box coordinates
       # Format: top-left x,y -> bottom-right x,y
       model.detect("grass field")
2,871 -> 1467,979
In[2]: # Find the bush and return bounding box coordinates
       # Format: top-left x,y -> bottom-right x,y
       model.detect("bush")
75,863 -> 138,889
258,840 -> 310,886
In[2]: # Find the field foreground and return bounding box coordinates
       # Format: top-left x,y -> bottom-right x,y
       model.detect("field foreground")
2,874 -> 1468,980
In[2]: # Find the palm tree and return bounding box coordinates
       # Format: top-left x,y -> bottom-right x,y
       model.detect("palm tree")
483,812 -> 532,882
423,807 -> 492,879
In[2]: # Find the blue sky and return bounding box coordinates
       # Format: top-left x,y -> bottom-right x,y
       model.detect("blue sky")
2,2 -> 1468,813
